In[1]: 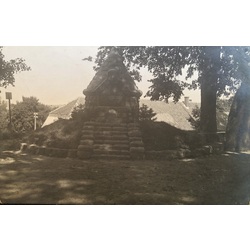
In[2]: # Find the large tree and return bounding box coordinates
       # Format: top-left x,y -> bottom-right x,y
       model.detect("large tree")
225,83 -> 250,151
225,48 -> 250,151
93,46 -> 249,135
0,46 -> 31,88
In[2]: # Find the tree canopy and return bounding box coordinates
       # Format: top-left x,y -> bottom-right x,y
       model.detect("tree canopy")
94,46 -> 250,134
0,46 -> 31,88
139,104 -> 157,122
94,47 -> 249,99
11,96 -> 52,133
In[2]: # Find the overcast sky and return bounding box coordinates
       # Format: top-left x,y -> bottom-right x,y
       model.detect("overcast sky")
1,46 -> 200,105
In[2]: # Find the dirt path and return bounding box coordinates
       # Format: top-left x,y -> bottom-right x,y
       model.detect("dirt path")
0,151 -> 250,204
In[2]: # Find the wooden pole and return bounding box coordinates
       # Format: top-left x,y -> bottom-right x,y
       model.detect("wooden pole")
34,112 -> 38,130
8,98 -> 12,127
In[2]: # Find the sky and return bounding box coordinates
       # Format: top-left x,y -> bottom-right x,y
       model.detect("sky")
1,46 -> 201,105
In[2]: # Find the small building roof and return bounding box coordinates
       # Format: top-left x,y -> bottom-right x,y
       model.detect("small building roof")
42,97 -> 85,127
140,99 -> 199,131
42,96 -> 198,130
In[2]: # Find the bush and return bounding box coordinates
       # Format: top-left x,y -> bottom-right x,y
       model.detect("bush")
70,104 -> 90,123
23,119 -> 82,149
0,128 -> 22,140
139,104 -> 157,121
140,121 -> 202,151
0,138 -> 21,151
140,121 -> 186,150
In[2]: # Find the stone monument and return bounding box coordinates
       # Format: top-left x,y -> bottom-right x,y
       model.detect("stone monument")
77,50 -> 145,160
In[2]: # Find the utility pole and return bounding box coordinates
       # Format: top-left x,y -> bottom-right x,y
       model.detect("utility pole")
5,92 -> 12,128
34,112 -> 38,130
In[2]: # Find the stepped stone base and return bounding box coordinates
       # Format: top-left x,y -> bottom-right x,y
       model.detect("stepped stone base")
77,121 -> 145,160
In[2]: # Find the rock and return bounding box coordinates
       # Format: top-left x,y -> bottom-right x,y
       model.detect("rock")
68,149 -> 78,158
37,146 -> 46,155
77,145 -> 93,159
130,147 -> 145,153
20,143 -> 28,152
130,147 -> 145,160
80,140 -> 94,146
130,141 -> 144,147
128,130 -> 141,137
28,144 -> 39,154
56,149 -> 68,158
77,150 -> 93,159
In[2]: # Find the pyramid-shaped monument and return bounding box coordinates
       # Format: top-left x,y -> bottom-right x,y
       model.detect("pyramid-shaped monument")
77,50 -> 145,160
83,49 -> 142,123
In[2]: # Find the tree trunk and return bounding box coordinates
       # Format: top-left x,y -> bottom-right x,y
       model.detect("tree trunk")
199,46 -> 221,142
200,78 -> 217,134
225,83 -> 250,152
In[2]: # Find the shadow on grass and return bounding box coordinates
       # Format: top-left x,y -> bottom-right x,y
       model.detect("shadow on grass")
0,151 -> 250,205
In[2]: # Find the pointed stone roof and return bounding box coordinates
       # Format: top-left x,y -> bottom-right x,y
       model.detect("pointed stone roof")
83,50 -> 142,97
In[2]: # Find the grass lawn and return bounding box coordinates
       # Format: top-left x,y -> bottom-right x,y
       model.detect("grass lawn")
0,151 -> 250,205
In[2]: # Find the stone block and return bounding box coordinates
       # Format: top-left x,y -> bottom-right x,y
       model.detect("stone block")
130,146 -> 145,153
81,135 -> 94,140
130,149 -> 145,160
77,150 -> 93,159
81,130 -> 94,135
49,148 -> 58,157
177,149 -> 186,159
44,147 -> 53,156
82,125 -> 94,130
212,143 -> 224,154
56,149 -> 68,158
37,146 -> 46,155
20,143 -> 28,152
165,150 -> 178,160
77,145 -> 93,159
130,141 -> 144,147
78,145 -> 93,151
28,144 -> 39,154
80,139 -> 94,146
128,130 -> 141,137
68,149 -> 78,158
128,123 -> 140,128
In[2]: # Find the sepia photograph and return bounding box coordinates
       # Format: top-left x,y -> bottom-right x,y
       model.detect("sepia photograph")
1,46 -> 250,205
1,1 -> 250,249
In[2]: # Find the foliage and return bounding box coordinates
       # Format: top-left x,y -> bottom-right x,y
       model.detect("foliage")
94,46 -> 250,134
0,46 -> 31,88
95,47 -> 250,99
188,105 -> 201,131
139,104 -> 157,121
24,119 -> 82,149
11,96 -> 52,133
0,138 -> 21,151
140,121 -> 201,151
0,100 -> 8,129
216,97 -> 234,131
188,97 -> 234,131
70,104 -> 86,122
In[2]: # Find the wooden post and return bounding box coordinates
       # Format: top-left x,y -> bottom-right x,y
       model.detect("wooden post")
5,92 -> 12,127
34,112 -> 38,130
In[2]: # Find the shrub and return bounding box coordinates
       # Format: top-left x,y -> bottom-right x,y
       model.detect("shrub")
140,121 -> 187,150
139,104 -> 157,121
23,119 -> 82,149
